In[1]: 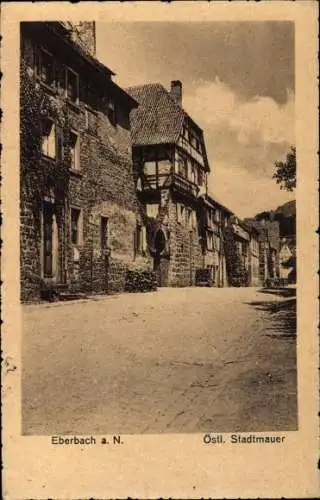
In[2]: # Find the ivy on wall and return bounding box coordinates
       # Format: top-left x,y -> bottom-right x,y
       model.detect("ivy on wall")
20,58 -> 71,215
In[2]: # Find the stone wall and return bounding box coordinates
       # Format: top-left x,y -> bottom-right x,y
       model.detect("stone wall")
20,25 -> 152,301
169,193 -> 202,287
147,189 -> 203,287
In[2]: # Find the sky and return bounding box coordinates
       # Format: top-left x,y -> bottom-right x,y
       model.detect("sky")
96,21 -> 295,218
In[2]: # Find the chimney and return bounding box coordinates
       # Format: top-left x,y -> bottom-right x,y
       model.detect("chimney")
170,80 -> 182,106
64,21 -> 96,56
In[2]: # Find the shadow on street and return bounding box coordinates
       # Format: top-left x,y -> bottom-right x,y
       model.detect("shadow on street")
246,289 -> 296,339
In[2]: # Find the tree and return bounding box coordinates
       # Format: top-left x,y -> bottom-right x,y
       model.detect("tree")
273,146 -> 296,192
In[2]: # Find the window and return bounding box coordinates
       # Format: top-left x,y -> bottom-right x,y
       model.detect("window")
186,209 -> 195,229
65,68 -> 79,103
107,100 -> 116,126
134,224 -> 147,255
214,235 -> 220,252
36,48 -> 55,87
207,209 -> 213,227
146,204 -> 159,218
192,210 -> 197,229
157,159 -> 171,175
100,217 -> 108,250
70,131 -> 80,170
206,233 -> 213,251
187,209 -> 192,228
177,203 -> 186,224
144,161 -> 156,176
191,165 -> 196,184
242,242 -> 248,257
41,119 -> 56,159
70,208 -> 82,245
177,155 -> 187,177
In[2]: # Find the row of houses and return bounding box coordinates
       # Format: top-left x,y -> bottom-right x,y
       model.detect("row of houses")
20,21 -> 280,301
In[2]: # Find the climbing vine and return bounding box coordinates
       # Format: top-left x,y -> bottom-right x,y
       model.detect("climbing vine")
20,58 -> 71,217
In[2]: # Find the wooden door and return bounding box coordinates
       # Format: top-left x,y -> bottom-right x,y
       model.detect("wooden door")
43,203 -> 53,277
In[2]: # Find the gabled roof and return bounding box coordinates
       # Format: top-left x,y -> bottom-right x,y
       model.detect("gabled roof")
126,83 -> 185,146
232,224 -> 250,241
199,193 -> 233,215
23,22 -> 138,110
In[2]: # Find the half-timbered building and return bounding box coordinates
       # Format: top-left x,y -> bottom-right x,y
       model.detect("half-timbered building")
128,81 -> 210,286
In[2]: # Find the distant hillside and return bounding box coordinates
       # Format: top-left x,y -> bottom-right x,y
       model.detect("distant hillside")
274,200 -> 296,218
254,200 -> 296,239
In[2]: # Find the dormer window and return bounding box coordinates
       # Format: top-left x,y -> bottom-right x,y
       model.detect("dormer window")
65,68 -> 79,103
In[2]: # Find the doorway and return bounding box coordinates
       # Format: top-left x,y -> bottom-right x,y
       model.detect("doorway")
42,202 -> 60,281
153,228 -> 169,286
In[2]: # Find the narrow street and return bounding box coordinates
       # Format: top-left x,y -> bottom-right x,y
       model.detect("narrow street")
22,287 -> 297,435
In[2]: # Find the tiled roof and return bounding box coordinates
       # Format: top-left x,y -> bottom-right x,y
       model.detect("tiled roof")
126,83 -> 186,146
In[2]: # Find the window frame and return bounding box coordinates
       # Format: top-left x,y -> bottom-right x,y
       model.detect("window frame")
35,46 -> 55,88
177,203 -> 186,224
206,232 -> 214,251
65,66 -> 80,104
40,118 -> 57,160
69,129 -> 80,171
134,223 -> 147,256
70,207 -> 83,246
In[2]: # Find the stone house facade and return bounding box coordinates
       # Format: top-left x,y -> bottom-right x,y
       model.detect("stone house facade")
127,81 -> 210,286
224,217 -> 251,287
247,226 -> 261,287
243,218 -> 280,285
197,194 -> 232,287
20,22 -> 152,301
20,22 -> 281,300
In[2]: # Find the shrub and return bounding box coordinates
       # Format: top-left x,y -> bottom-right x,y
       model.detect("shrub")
230,269 -> 249,287
196,268 -> 213,287
125,270 -> 157,293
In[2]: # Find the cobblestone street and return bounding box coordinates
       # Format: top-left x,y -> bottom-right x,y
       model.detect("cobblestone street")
22,287 -> 297,435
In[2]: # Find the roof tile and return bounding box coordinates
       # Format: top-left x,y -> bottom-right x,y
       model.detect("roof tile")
126,83 -> 186,146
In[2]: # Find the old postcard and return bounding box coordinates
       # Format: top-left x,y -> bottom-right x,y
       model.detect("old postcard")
2,1 -> 319,498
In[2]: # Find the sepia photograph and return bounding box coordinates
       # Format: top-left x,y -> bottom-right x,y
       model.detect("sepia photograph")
2,2 -> 318,499
20,20 -> 297,435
